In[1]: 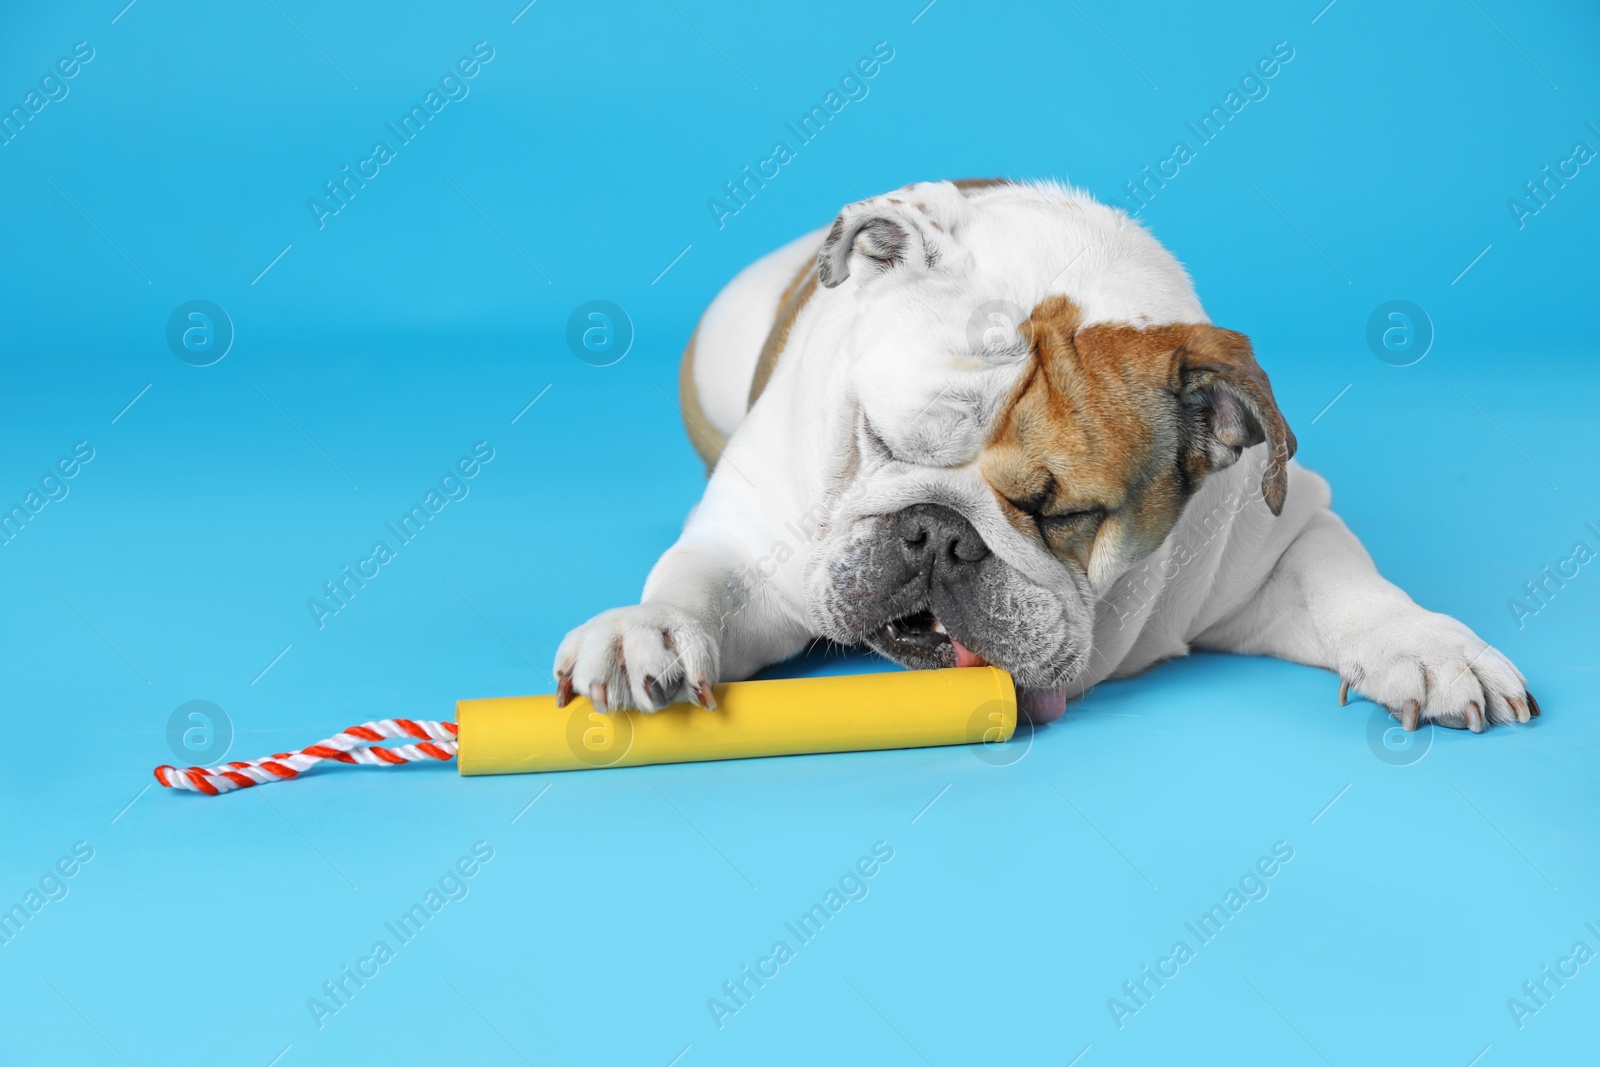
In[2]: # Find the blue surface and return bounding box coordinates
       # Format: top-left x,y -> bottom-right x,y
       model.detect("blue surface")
2,1 -> 1597,1064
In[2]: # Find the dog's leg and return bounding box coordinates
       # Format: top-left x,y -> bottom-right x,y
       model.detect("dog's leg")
1194,507 -> 1535,731
553,476 -> 815,714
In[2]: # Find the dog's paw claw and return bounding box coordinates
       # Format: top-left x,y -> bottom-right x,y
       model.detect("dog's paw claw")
1340,610 -> 1530,732
1337,678 -> 1350,706
1400,699 -> 1420,732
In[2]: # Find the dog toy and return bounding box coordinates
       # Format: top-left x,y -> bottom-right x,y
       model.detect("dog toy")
153,667 -> 1017,795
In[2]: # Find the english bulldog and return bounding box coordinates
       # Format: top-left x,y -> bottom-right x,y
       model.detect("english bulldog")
555,179 -> 1537,733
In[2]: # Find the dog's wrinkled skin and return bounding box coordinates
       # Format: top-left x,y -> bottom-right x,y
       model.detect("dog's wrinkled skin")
555,180 -> 1536,732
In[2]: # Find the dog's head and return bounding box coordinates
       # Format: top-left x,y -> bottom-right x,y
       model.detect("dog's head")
796,181 -> 1295,721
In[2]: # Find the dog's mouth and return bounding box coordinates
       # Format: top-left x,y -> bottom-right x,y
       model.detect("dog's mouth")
874,607 -> 1067,724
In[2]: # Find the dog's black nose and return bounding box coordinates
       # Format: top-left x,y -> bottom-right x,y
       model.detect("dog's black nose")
895,503 -> 990,568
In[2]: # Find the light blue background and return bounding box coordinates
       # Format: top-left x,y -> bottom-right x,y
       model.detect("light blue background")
2,0 -> 1597,1063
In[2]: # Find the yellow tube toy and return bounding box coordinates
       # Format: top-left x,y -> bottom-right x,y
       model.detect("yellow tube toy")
152,667 -> 1017,794
458,666 -> 1016,775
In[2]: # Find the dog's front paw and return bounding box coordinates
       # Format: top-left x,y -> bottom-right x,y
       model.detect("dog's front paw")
553,604 -> 720,713
1338,610 -> 1537,732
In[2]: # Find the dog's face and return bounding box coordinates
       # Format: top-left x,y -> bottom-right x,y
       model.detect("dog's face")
798,182 -> 1295,721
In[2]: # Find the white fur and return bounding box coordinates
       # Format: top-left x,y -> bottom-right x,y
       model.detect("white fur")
692,226 -> 827,439
556,181 -> 1530,732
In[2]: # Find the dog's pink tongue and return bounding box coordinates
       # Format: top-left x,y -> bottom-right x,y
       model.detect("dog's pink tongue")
950,638 -> 989,669
1018,686 -> 1068,724
951,638 -> 1066,723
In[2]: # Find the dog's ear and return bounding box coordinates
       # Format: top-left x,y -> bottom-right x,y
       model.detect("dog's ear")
1172,325 -> 1297,515
817,191 -> 948,289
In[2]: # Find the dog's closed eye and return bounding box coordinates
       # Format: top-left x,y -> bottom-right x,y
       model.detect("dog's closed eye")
1003,492 -> 1107,552
1035,507 -> 1107,532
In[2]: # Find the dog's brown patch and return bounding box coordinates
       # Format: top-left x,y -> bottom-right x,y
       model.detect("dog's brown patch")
747,258 -> 819,410
952,177 -> 1011,195
679,250 -> 820,473
678,324 -> 729,472
982,295 -> 1294,573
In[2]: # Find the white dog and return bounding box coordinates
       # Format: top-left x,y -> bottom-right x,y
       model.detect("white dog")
555,179 -> 1536,732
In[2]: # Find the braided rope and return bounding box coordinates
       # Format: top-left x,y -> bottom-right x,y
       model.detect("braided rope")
154,718 -> 458,795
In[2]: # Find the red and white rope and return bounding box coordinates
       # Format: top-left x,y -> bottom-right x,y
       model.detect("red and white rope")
154,718 -> 458,795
